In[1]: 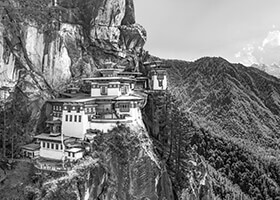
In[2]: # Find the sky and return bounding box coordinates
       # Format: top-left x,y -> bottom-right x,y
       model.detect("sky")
134,0 -> 280,66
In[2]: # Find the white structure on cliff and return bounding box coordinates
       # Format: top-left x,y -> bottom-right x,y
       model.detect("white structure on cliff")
21,65 -> 168,170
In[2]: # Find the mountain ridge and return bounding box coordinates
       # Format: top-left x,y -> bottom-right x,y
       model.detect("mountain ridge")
161,56 -> 280,160
153,56 -> 280,199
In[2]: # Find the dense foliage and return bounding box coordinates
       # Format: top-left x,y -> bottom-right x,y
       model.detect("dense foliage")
144,91 -> 280,199
192,129 -> 280,200
144,92 -> 214,199
0,88 -> 33,158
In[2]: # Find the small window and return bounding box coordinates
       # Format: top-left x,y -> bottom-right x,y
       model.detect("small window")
67,106 -> 71,112
60,144 -> 63,150
47,143 -> 50,149
43,142 -> 45,148
77,107 -> 80,113
70,115 -> 72,122
120,104 -> 130,112
68,152 -> 71,157
51,143 -> 54,149
66,115 -> 68,121
79,116 -> 82,122
74,115 -> 77,122
56,144 -> 59,150
72,153 -> 75,157
100,86 -> 107,95
158,80 -> 163,87
121,86 -> 128,95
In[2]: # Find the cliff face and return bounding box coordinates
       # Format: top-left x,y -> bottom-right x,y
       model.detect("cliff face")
0,1 -> 215,200
0,0 -> 146,96
0,0 -> 147,128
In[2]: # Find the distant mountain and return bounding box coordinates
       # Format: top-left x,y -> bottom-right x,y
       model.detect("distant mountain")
166,57 -> 280,151
251,63 -> 280,78
159,56 -> 280,199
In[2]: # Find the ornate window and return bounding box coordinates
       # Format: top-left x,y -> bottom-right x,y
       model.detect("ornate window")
100,86 -> 107,95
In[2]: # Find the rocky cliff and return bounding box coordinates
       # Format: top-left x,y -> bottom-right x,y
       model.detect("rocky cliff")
0,0 -> 146,95
0,0 -> 148,132
0,1 -> 214,200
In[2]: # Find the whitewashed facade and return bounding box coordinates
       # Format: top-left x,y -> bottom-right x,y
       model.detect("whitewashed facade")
22,67 -> 168,166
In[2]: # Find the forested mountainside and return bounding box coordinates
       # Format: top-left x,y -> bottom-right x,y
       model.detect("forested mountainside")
158,57 -> 280,199
166,57 -> 280,154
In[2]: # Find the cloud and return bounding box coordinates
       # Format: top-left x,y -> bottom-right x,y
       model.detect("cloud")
235,44 -> 258,66
236,30 -> 280,66
262,30 -> 280,47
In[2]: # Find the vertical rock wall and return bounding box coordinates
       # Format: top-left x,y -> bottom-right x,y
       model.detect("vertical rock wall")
0,21 -> 16,95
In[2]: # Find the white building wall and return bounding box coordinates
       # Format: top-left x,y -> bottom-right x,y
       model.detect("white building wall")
115,107 -> 141,120
130,107 -> 142,120
39,140 -> 64,160
151,75 -> 167,90
75,152 -> 83,159
90,122 -> 118,132
40,148 -> 64,160
67,151 -> 84,160
91,87 -> 101,97
62,110 -> 90,139
91,82 -> 122,97
108,87 -> 120,96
